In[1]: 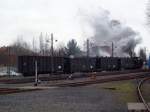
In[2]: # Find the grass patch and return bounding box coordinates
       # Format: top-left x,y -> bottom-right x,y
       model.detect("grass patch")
96,80 -> 138,103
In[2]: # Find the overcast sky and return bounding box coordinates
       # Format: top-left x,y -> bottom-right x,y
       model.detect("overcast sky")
0,0 -> 149,51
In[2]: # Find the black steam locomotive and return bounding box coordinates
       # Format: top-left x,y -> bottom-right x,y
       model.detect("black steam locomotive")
18,56 -> 143,76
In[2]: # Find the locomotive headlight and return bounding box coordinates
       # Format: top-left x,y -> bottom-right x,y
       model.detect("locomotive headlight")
58,65 -> 62,69
113,65 -> 116,68
90,65 -> 93,69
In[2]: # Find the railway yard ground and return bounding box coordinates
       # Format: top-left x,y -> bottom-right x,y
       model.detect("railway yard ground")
0,80 -> 149,111
0,72 -> 149,112
0,72 -> 150,112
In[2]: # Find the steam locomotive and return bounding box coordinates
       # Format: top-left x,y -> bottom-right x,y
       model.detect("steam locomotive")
18,56 -> 143,76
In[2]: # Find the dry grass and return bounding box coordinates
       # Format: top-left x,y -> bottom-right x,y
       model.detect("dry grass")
94,80 -> 138,103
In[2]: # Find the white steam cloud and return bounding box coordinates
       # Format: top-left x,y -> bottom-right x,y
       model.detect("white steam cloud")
80,8 -> 141,57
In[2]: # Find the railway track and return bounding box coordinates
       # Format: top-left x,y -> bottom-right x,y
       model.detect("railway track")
0,88 -> 40,95
137,78 -> 150,112
0,71 -> 150,96
50,72 -> 150,87
0,70 -> 149,84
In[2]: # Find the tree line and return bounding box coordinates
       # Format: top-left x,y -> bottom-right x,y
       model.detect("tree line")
9,33 -> 82,57
5,32 -> 146,61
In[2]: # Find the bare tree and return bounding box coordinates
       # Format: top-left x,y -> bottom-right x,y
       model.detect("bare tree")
39,32 -> 44,55
55,46 -> 67,57
32,37 -> 37,53
11,36 -> 34,56
44,33 -> 50,56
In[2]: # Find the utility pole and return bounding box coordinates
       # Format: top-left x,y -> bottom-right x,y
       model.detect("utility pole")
51,33 -> 54,75
87,39 -> 90,57
32,37 -> 36,55
7,46 -> 10,77
34,60 -> 38,86
111,42 -> 114,57
144,47 -> 147,60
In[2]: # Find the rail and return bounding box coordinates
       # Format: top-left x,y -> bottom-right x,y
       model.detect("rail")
137,78 -> 150,112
